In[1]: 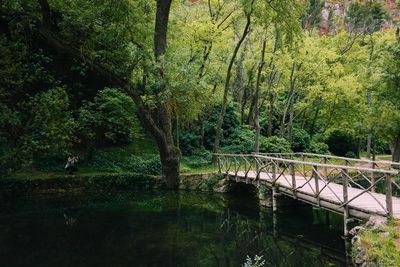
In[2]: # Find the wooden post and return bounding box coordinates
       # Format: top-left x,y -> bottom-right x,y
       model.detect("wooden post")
272,186 -> 277,212
323,157 -> 327,180
272,162 -> 277,183
217,155 -> 221,173
342,169 -> 349,236
290,162 -> 296,197
301,154 -> 305,174
385,174 -> 393,218
371,162 -> 375,192
313,166 -> 320,205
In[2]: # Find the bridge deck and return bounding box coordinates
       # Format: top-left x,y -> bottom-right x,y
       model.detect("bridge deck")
229,171 -> 400,220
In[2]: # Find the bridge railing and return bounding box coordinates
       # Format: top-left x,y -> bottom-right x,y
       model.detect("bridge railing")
214,153 -> 400,218
257,152 -> 400,193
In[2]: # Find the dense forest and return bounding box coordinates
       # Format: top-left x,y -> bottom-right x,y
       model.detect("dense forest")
1,0 -> 400,188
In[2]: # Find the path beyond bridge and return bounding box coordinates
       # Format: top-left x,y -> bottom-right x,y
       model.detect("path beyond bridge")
215,152 -> 400,234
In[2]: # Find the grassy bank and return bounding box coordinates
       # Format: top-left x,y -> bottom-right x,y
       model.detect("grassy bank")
357,220 -> 400,266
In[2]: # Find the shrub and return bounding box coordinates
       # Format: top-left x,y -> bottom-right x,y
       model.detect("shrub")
33,152 -> 69,172
261,136 -> 292,153
202,103 -> 240,150
182,149 -> 212,168
20,87 -> 75,163
291,128 -> 311,152
326,129 -> 358,157
179,132 -> 201,156
87,151 -> 161,175
307,141 -> 330,155
77,88 -> 142,146
345,151 -> 357,159
221,126 -> 257,154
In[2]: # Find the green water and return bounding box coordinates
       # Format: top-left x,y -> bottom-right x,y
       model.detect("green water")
0,190 -> 350,267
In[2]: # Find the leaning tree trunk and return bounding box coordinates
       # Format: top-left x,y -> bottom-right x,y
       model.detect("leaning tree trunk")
36,0 -> 180,188
212,9 -> 252,162
254,39 -> 266,153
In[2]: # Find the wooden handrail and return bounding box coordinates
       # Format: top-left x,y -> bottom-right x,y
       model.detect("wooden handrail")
256,152 -> 400,166
214,153 -> 400,174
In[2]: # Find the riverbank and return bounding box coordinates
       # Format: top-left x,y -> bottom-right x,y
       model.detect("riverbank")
0,171 -> 226,198
352,219 -> 400,266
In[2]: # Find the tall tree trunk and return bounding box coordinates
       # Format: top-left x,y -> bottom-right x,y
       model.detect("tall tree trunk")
267,90 -> 275,137
254,39 -> 266,153
288,98 -> 295,142
212,7 -> 253,162
199,115 -> 205,148
240,86 -> 249,125
279,62 -> 296,137
392,132 -> 400,162
36,0 -> 180,188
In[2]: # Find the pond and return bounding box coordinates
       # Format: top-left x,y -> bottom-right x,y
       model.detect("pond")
0,189 -> 350,267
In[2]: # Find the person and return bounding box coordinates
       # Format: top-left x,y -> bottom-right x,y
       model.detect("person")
65,155 -> 78,174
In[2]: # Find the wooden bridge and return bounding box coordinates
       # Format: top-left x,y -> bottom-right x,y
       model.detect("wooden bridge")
214,152 -> 400,234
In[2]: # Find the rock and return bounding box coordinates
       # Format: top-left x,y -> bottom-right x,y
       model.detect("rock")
379,231 -> 390,238
365,215 -> 386,230
349,226 -> 367,236
354,247 -> 366,265
351,235 -> 360,244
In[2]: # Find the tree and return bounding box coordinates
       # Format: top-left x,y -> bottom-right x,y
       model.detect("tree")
33,0 -> 184,187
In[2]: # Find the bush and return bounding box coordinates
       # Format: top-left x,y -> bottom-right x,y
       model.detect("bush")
78,88 -> 142,146
87,151 -> 161,175
33,152 -> 69,172
221,126 -> 257,154
202,103 -> 240,150
261,136 -> 292,153
179,132 -> 201,156
326,129 -> 358,157
20,87 -> 75,163
182,149 -> 212,168
345,151 -> 358,159
291,128 -> 311,152
307,141 -> 330,155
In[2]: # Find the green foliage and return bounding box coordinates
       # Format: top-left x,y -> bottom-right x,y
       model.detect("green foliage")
358,223 -> 400,267
182,149 -> 212,168
291,128 -> 311,152
262,136 -> 292,154
20,88 -> 75,163
87,151 -> 161,175
180,131 -> 201,156
180,103 -> 240,154
78,88 -> 142,146
345,1 -> 388,34
344,151 -> 357,159
326,129 -> 358,157
221,126 -> 258,154
204,104 -> 240,149
307,141 -> 330,155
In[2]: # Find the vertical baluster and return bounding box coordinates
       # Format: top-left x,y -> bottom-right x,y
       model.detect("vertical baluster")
323,157 -> 327,180
272,162 -> 276,184
313,166 -> 320,205
301,154 -> 305,175
386,173 -> 393,218
371,162 -> 376,192
290,162 -> 296,198
217,155 -> 221,173
342,169 -> 349,236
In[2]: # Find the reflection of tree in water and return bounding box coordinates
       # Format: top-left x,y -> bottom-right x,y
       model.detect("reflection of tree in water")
214,207 -> 347,267
0,191 -> 348,266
